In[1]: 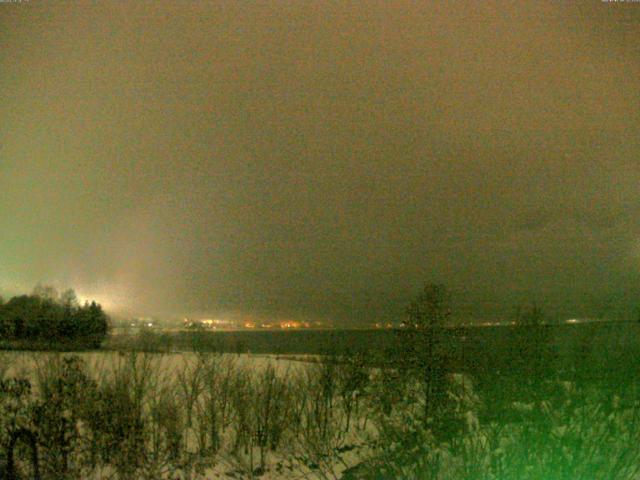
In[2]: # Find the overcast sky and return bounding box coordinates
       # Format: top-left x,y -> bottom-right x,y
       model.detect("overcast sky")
1,1 -> 639,323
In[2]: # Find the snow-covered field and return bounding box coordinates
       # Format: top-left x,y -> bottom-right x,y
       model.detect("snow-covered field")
3,350 -> 639,479
0,351 -> 380,479
2,351 -> 308,384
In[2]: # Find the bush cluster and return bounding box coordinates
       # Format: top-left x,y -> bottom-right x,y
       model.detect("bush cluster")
0,351 -> 377,479
2,347 -> 640,479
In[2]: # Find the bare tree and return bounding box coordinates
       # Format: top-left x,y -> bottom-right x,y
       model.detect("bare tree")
403,283 -> 452,330
401,283 -> 452,428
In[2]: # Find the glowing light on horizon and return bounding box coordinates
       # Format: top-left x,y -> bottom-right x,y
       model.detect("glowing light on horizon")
74,286 -> 130,314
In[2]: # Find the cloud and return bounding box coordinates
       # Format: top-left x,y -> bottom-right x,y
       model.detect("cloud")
1,1 -> 639,322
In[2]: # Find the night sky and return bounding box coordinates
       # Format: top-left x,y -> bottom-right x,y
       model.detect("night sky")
1,2 -> 639,324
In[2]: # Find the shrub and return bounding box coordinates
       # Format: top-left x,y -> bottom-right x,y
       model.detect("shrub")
0,377 -> 38,480
82,354 -> 150,479
32,355 -> 97,479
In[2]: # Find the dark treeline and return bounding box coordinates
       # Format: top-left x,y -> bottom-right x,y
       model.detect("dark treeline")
0,285 -> 109,349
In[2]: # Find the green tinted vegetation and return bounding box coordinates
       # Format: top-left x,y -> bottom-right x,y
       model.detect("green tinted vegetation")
0,287 -> 109,350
